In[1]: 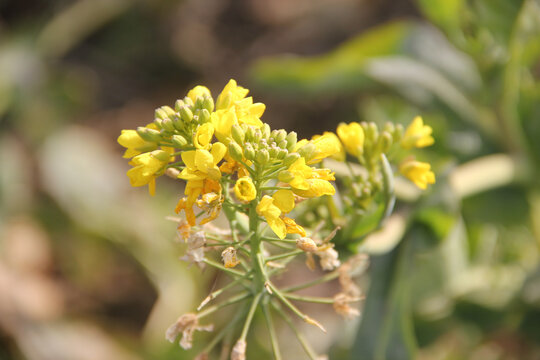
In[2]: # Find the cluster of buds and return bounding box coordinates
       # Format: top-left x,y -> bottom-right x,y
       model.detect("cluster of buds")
118,79 -> 436,359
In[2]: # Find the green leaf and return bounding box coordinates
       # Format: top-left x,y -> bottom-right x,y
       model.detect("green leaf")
250,21 -> 415,95
350,236 -> 417,360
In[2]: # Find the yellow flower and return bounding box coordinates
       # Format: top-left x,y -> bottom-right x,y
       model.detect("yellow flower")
117,123 -> 158,158
176,178 -> 221,226
127,150 -> 171,195
234,177 -> 257,202
293,179 -> 335,198
216,79 -> 249,110
211,108 -> 237,143
196,191 -> 223,225
311,132 -> 344,162
337,122 -> 364,157
399,158 -> 435,189
187,85 -> 211,103
283,217 -> 306,237
257,195 -> 286,239
193,123 -> 214,149
179,142 -> 227,181
284,158 -> 336,198
401,116 -> 434,149
272,189 -> 295,213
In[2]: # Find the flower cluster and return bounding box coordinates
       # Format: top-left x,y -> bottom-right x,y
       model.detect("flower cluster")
118,80 -> 435,360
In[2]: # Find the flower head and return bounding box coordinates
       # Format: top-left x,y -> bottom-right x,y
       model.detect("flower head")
401,116 -> 434,149
399,158 -> 435,189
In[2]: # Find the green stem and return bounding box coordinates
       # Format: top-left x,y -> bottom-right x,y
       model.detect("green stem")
263,302 -> 282,360
265,249 -> 303,262
282,293 -> 336,304
282,271 -> 339,293
239,292 -> 263,341
203,258 -> 248,278
271,301 -> 320,360
197,292 -> 250,319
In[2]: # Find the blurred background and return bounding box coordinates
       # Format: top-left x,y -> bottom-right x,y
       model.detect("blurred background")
1,0 -> 540,359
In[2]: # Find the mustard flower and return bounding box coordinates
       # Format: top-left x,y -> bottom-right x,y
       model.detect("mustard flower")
127,150 -> 171,195
256,195 -> 287,239
193,123 -> 214,150
234,176 -> 257,202
310,132 -> 344,163
179,142 -> 227,181
336,122 -> 364,157
117,123 -> 158,158
284,158 -> 336,198
399,158 -> 436,189
401,116 -> 434,149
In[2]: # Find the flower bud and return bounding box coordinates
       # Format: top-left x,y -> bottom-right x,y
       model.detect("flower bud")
179,106 -> 193,123
261,123 -> 271,140
283,152 -> 300,167
393,123 -> 404,142
285,131 -> 297,152
228,141 -> 244,162
278,170 -> 295,183
183,96 -> 194,107
274,129 -> 287,143
174,99 -> 185,112
155,106 -> 174,120
172,134 -> 188,147
378,132 -> 393,153
297,143 -> 316,162
244,143 -> 255,161
231,124 -> 245,144
153,149 -> 171,162
277,139 -> 287,149
153,118 -> 163,129
245,126 -> 255,142
277,148 -> 288,159
198,108 -> 211,124
202,96 -> 214,113
137,127 -> 162,142
364,122 -> 379,143
268,146 -> 279,159
172,115 -> 185,131
161,118 -> 175,132
256,148 -> 270,165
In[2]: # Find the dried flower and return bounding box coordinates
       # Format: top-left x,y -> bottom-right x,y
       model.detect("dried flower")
231,339 -> 246,360
166,313 -> 213,349
221,247 -> 240,268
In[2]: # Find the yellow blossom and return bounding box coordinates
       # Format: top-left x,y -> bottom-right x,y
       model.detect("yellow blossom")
310,132 -> 343,163
187,85 -> 211,103
399,158 -> 435,189
272,189 -> 295,213
216,79 -> 249,110
117,123 -> 158,158
256,195 -> 286,239
127,150 -> 171,195
176,179 -> 221,226
179,142 -> 227,181
285,158 -> 336,198
337,122 -> 364,157
401,116 -> 434,149
234,177 -> 257,202
283,217 -> 306,237
193,123 -> 214,149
